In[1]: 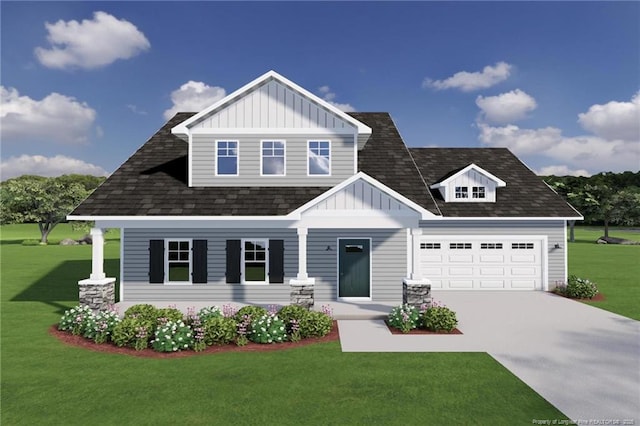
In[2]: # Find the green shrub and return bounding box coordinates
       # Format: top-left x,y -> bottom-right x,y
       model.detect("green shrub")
299,311 -> 333,338
565,275 -> 599,299
423,304 -> 458,332
203,316 -> 237,346
58,305 -> 95,335
83,310 -> 121,344
156,307 -> 184,323
151,320 -> 194,352
112,317 -> 153,349
234,305 -> 268,324
248,314 -> 287,344
197,306 -> 223,322
388,304 -> 420,333
277,305 -> 311,333
124,304 -> 158,322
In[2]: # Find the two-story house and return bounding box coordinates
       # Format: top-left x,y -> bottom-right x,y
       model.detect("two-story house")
69,71 -> 582,311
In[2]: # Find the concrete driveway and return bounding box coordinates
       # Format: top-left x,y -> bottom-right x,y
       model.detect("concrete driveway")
338,291 -> 640,421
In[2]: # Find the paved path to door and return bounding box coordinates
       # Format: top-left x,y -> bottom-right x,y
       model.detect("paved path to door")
338,291 -> 640,422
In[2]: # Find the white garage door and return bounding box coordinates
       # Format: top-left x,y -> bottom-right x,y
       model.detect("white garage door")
420,239 -> 543,290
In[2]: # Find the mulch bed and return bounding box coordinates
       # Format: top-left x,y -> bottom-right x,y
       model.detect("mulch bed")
384,321 -> 462,335
48,321 -> 340,358
551,292 -> 606,302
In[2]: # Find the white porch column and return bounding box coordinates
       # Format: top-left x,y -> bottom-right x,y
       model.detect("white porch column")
410,228 -> 423,280
296,227 -> 308,280
89,227 -> 106,280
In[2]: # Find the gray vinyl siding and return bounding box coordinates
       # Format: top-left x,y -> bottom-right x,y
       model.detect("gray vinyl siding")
308,228 -> 407,302
191,135 -> 354,187
419,220 -> 566,287
122,228 -> 297,302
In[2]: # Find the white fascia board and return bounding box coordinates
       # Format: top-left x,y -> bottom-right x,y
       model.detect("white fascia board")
287,171 -> 437,220
171,70 -> 372,139
423,215 -> 583,221
189,128 -> 354,135
429,163 -> 507,188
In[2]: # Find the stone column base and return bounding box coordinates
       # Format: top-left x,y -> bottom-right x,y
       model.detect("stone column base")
402,278 -> 432,308
289,278 -> 315,308
78,278 -> 116,312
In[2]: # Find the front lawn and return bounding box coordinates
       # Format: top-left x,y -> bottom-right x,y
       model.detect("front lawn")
569,227 -> 640,320
0,224 -> 566,424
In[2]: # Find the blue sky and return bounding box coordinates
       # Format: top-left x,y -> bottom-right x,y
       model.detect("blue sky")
1,1 -> 638,179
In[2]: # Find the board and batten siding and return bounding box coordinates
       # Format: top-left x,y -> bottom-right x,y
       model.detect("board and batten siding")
419,220 -> 566,286
441,169 -> 497,202
191,134 -> 355,186
308,228 -> 407,302
122,228 -> 297,302
312,179 -> 414,212
191,79 -> 355,130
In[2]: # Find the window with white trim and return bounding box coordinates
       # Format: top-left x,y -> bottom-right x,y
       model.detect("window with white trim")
242,239 -> 268,283
167,240 -> 191,282
216,141 -> 238,175
450,243 -> 472,249
261,141 -> 285,176
512,243 -> 534,249
455,186 -> 468,199
308,141 -> 331,175
420,243 -> 441,249
472,186 -> 486,199
480,243 -> 503,249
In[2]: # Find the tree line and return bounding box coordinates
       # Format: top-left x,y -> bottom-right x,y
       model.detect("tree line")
543,171 -> 640,238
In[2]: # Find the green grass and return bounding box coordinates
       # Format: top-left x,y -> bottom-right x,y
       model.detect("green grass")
1,223 -> 567,424
568,227 -> 640,320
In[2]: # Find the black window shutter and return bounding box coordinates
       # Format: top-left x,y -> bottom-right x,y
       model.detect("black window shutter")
268,239 -> 284,284
149,240 -> 164,283
226,240 -> 241,284
192,239 -> 208,284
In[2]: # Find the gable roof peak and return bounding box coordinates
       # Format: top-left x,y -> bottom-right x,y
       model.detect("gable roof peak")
430,163 -> 507,188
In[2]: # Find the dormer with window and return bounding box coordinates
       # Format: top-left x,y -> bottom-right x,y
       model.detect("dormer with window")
430,163 -> 506,203
171,71 -> 371,187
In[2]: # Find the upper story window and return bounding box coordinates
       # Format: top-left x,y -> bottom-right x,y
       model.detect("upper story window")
216,141 -> 238,175
261,141 -> 285,176
308,141 -> 331,176
455,186 -> 468,199
472,186 -> 486,199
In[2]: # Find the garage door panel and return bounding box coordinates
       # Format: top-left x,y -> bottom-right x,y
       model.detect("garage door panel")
420,238 -> 543,290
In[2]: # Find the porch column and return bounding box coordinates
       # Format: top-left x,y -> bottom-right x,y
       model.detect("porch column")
410,228 -> 423,280
90,227 -> 106,280
296,227 -> 308,280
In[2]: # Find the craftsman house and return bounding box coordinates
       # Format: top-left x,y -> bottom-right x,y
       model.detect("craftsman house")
69,71 -> 582,310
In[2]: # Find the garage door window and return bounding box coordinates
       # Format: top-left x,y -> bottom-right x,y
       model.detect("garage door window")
512,243 -> 534,249
420,243 -> 441,249
450,243 -> 472,249
480,243 -> 503,249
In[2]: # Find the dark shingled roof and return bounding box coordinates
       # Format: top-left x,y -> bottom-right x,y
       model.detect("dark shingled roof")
71,112 -> 579,218
408,148 -> 581,217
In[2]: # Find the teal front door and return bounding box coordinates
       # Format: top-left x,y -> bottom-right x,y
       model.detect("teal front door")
338,239 -> 371,298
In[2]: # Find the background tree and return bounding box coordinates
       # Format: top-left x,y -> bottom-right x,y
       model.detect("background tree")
0,175 -> 95,243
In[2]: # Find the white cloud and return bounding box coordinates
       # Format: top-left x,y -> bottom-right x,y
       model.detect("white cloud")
578,92 -> 640,141
476,89 -> 537,123
163,81 -> 226,120
35,11 -> 150,70
126,104 -> 147,115
536,165 -> 591,177
0,155 -> 108,180
1,86 -> 96,144
423,62 -> 512,92
317,85 -> 355,112
477,123 -> 561,154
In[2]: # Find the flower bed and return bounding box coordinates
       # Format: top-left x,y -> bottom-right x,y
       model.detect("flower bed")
54,303 -> 336,356
387,301 -> 459,334
553,275 -> 600,300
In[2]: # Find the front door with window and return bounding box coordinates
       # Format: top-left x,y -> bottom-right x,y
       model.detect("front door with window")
338,239 -> 371,298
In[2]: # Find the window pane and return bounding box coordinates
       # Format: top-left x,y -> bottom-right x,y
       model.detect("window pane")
168,263 -> 189,281
256,251 -> 265,261
309,151 -> 330,175
262,157 -> 285,175
180,241 -> 189,250
218,157 -> 237,175
169,241 -> 178,250
179,252 -> 189,261
245,251 -> 255,261
245,263 -> 266,281
168,252 -> 178,261
254,241 -> 266,251
245,241 -> 254,250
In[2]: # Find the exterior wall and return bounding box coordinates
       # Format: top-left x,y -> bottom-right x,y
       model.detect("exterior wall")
442,169 -> 497,202
191,134 -> 355,186
419,220 -> 566,287
308,228 -> 407,302
122,228 -> 297,302
191,79 -> 354,130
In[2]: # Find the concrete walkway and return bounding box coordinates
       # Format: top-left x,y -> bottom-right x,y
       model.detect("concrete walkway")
338,291 -> 640,421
